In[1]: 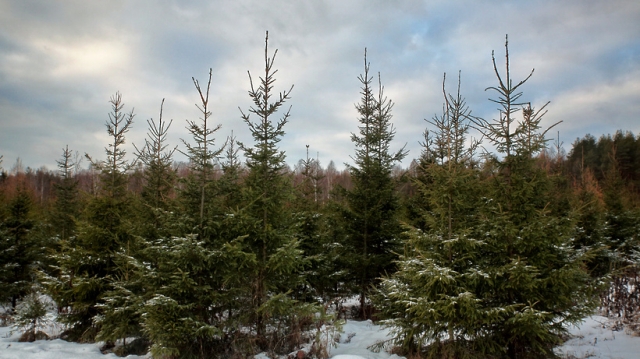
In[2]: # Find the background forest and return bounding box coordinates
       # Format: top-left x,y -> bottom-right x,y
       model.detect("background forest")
1,35 -> 640,359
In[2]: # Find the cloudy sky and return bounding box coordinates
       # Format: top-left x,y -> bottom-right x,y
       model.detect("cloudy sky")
1,0 -> 639,172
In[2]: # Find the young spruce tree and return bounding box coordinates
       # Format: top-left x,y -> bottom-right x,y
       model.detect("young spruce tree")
378,38 -> 595,359
376,73 -> 487,358
180,70 -> 225,231
94,99 -> 181,354
237,31 -> 316,353
133,99 -> 178,238
51,146 -> 80,242
344,50 -> 407,318
136,99 -> 177,210
44,92 -> 137,341
472,37 -> 594,358
293,147 -> 335,302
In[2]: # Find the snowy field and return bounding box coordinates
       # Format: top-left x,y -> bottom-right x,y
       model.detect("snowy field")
1,316 -> 639,359
555,316 -> 640,359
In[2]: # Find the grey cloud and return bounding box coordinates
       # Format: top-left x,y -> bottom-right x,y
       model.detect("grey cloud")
1,0 -> 639,171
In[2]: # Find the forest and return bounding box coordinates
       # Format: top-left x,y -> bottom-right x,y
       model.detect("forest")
1,34 -> 640,359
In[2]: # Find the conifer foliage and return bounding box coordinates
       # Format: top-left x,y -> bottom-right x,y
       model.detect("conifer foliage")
120,91 -> 247,357
0,186 -> 38,309
237,31 -> 315,352
470,39 -> 593,358
180,70 -> 224,227
86,92 -> 136,198
135,99 -> 177,211
345,50 -> 407,319
51,146 -> 80,242
376,73 -> 488,358
44,93 -> 138,341
376,38 -> 595,359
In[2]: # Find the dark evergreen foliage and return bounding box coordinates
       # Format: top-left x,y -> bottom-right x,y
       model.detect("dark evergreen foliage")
376,73 -> 489,358
43,93 -> 137,341
471,37 -> 594,358
0,186 -> 39,309
135,99 -> 177,211
133,99 -> 179,242
216,131 -> 245,212
377,38 -> 595,359
343,50 -> 407,318
237,31 -> 314,351
136,233 -> 255,358
50,146 -> 80,242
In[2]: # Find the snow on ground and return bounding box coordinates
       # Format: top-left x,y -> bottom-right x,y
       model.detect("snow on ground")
1,315 -> 639,359
329,317 -> 640,359
556,315 -> 640,359
329,320 -> 403,359
0,326 -> 145,359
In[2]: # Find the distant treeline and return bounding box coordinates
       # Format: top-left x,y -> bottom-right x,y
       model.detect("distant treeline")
3,130 -> 640,208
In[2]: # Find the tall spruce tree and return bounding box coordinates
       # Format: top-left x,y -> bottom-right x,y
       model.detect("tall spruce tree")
237,31 -> 314,352
378,38 -> 595,359
93,99 -> 180,353
472,37 -> 593,358
130,141 -> 251,357
126,33 -> 315,358
376,73 -> 487,358
44,93 -> 137,341
344,50 -> 407,318
123,97 -> 246,358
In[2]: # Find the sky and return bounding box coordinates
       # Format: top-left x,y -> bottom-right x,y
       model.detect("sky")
1,0 -> 639,172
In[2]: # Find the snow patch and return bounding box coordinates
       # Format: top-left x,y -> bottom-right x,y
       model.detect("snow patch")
556,315 -> 640,359
1,315 -> 639,359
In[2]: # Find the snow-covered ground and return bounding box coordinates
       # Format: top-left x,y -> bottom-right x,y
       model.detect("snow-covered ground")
327,317 -> 640,359
0,325 -> 145,359
556,315 -> 640,359
1,315 -> 638,359
330,320 -> 402,359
